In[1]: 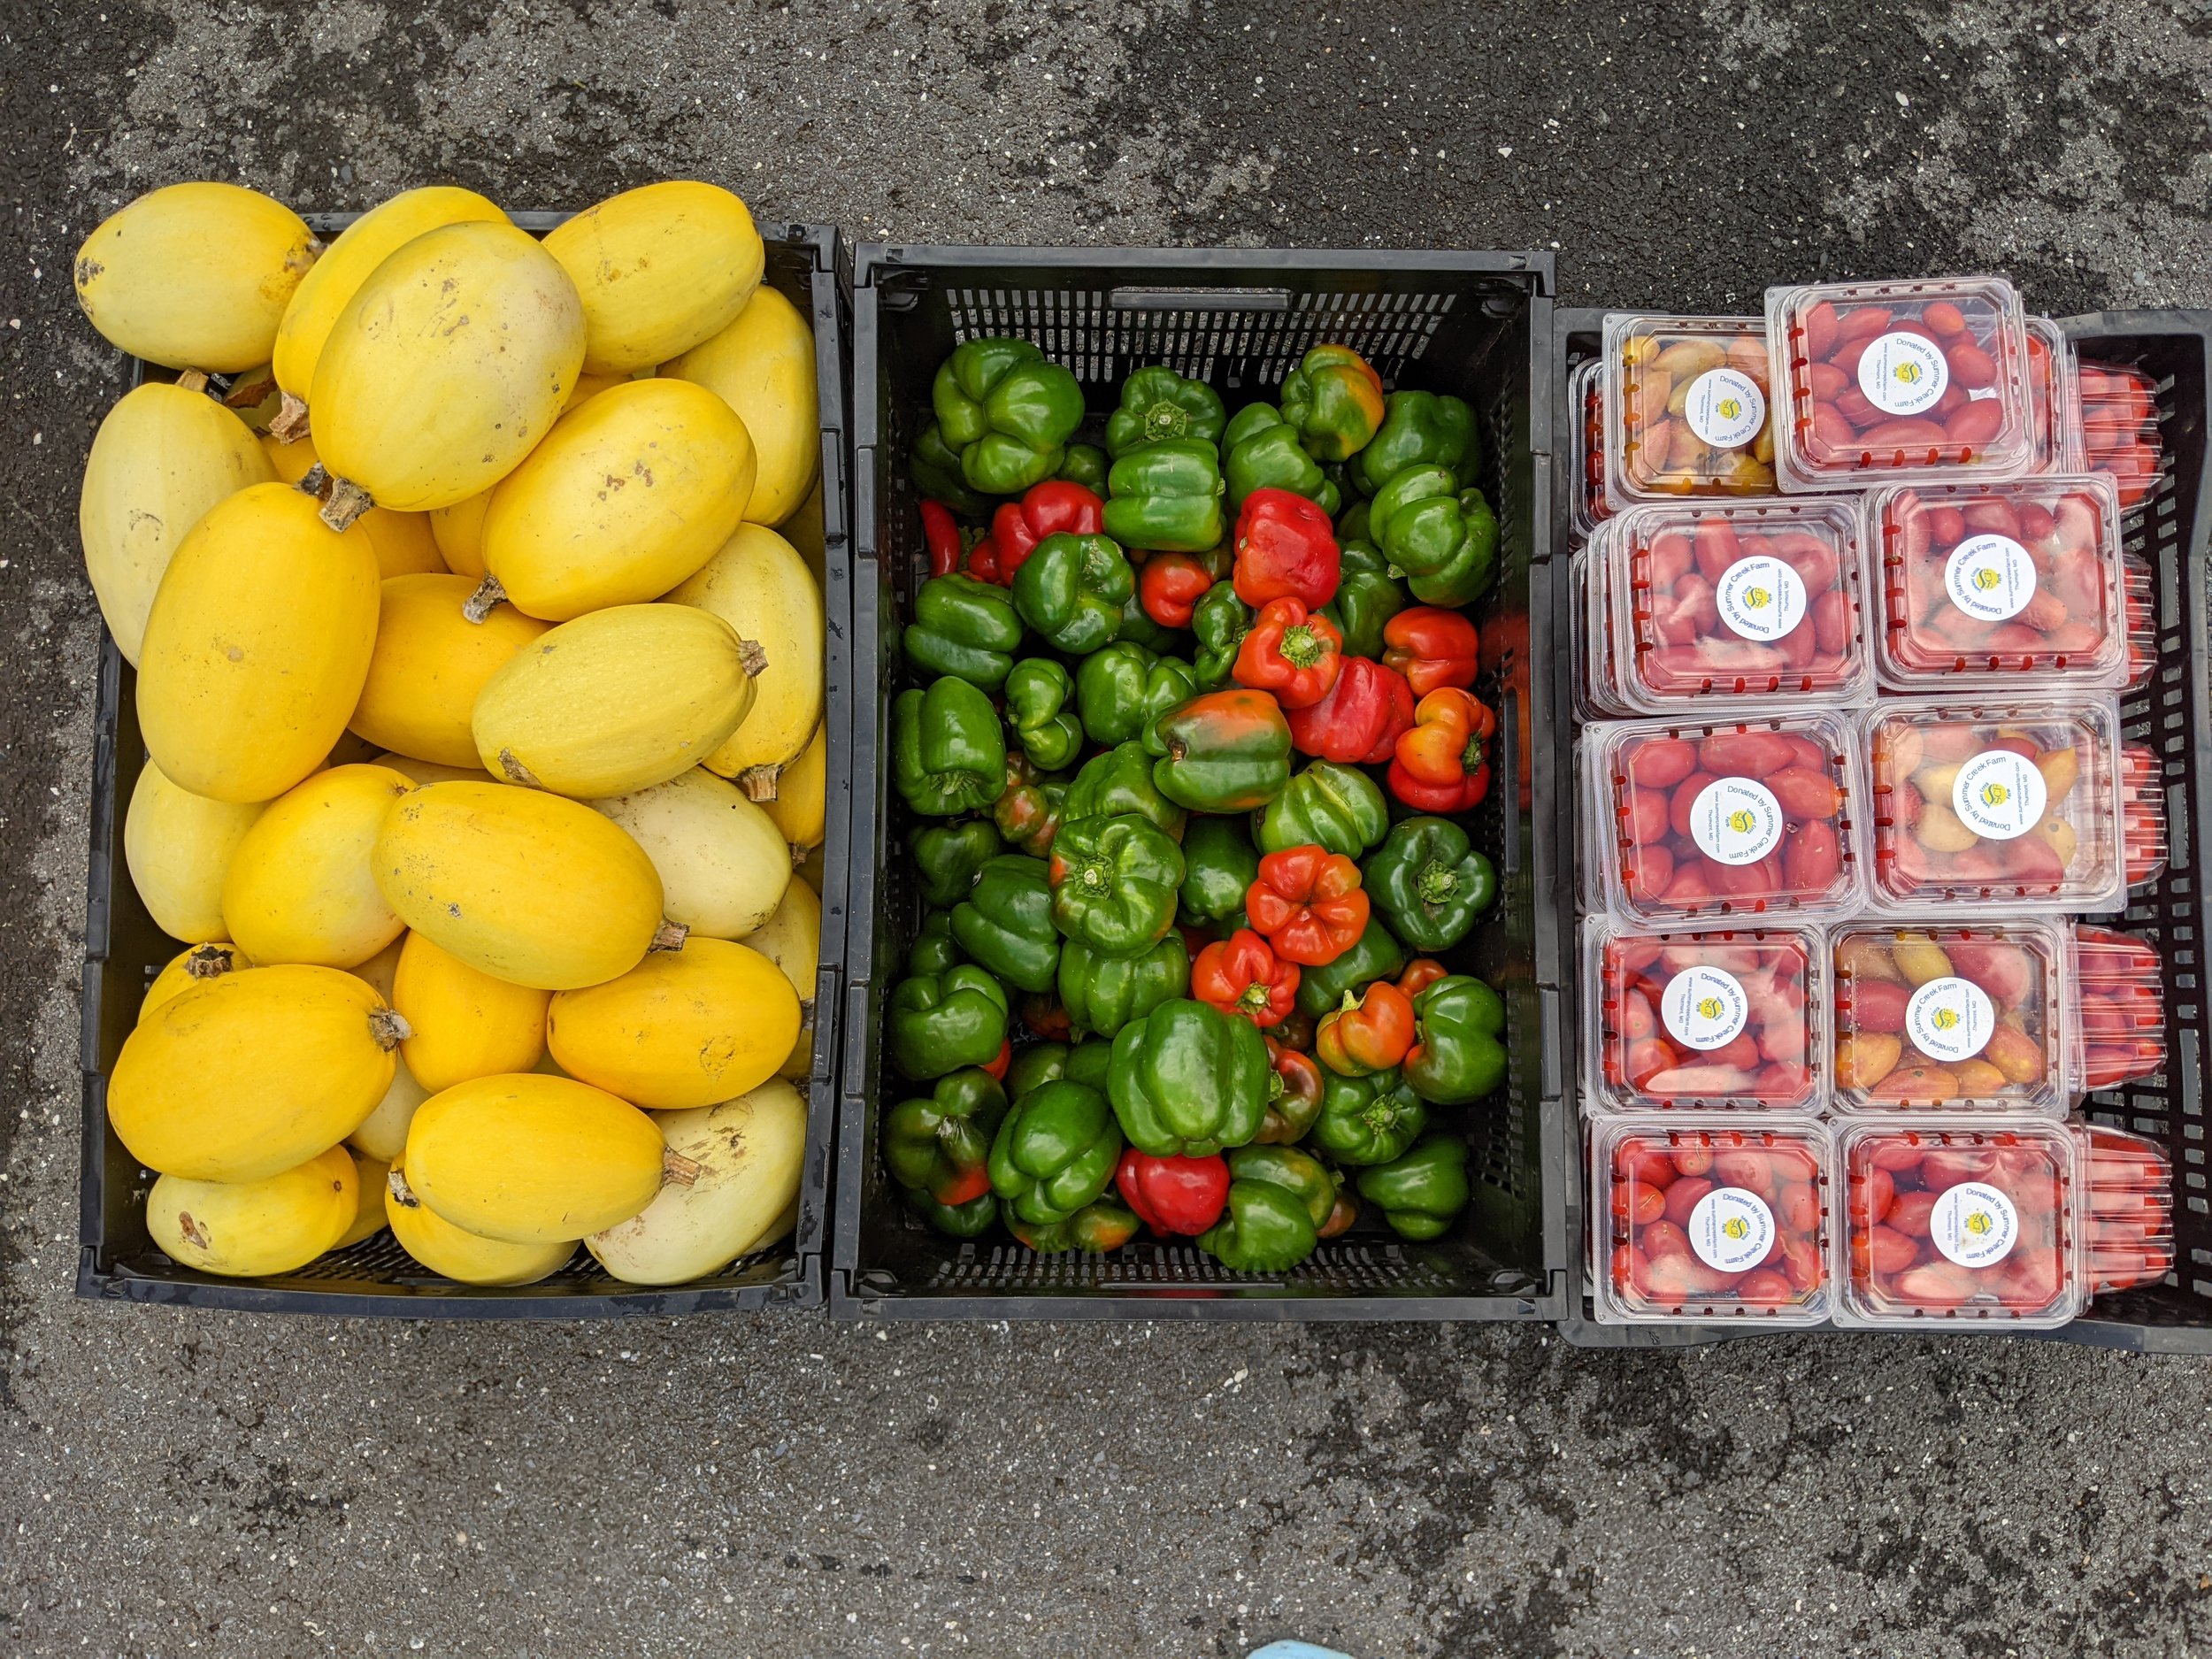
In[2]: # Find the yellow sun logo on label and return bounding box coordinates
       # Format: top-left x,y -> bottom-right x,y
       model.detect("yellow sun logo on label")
1894,361 -> 1923,387
1727,808 -> 1759,835
1972,566 -> 2003,592
1980,780 -> 2011,809
1717,396 -> 1743,421
1964,1210 -> 1993,1238
1743,585 -> 1771,610
1932,1007 -> 1959,1031
1697,996 -> 1724,1021
1722,1217 -> 1749,1241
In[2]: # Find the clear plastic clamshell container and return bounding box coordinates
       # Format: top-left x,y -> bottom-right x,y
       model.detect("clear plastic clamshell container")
1829,920 -> 2070,1117
2078,1125 -> 2175,1297
1868,475 -> 2129,693
2024,316 -> 2083,474
1571,357 -> 1613,537
1604,495 -> 1875,710
1590,1115 -> 1833,1326
2119,742 -> 2168,890
1584,712 -> 1867,926
2070,925 -> 2167,1094
1767,276 -> 2037,489
1584,918 -> 1825,1114
1570,542 -> 1631,721
1860,697 -> 2124,915
2074,358 -> 2168,511
1835,1118 -> 2084,1330
1602,314 -> 1778,508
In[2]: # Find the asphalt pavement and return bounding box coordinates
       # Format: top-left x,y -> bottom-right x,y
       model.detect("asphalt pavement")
4,3 -> 2211,1655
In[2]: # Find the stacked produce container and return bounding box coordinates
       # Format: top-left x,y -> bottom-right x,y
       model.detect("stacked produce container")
1572,277 -> 2180,1333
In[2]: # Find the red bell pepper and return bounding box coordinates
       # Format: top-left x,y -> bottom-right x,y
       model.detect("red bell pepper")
1139,548 -> 1225,629
1022,992 -> 1073,1041
1381,608 -> 1481,696
1233,488 -> 1340,611
1116,1148 -> 1231,1236
1191,926 -> 1302,1028
1316,980 -> 1417,1077
1246,846 -> 1370,968
921,499 -> 965,579
1285,657 -> 1416,764
1398,957 -> 1451,1000
1233,597 -> 1344,710
977,480 -> 1105,587
1387,687 -> 1495,813
982,1040 -> 1012,1081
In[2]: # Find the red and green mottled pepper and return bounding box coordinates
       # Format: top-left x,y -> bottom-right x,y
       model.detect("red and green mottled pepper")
1107,366 -> 1227,457
1363,817 -> 1497,952
1075,642 -> 1199,749
949,853 -> 1061,994
1356,1134 -> 1470,1240
909,818 -> 1002,910
1316,979 -> 1417,1078
1010,531 -> 1136,656
994,755 -> 1069,858
1004,1195 -> 1141,1253
1058,932 -> 1190,1041
1002,657 -> 1085,772
987,1079 -> 1124,1225
883,1066 -> 1009,1206
933,337 -> 1086,495
1256,1037 -> 1326,1144
1107,996 -> 1270,1157
1310,1065 -> 1427,1165
893,677 -> 1007,818
1147,688 -> 1294,812
1278,345 -> 1386,462
1387,687 -> 1494,815
1402,975 -> 1508,1105
1115,1148 -> 1230,1236
902,572 -> 1025,689
1103,440 -> 1227,555
1223,403 -> 1340,514
889,965 -> 1010,1080
1256,759 -> 1389,859
1064,741 -> 1187,838
1048,814 -> 1187,959
1178,813 -> 1261,928
1233,488 -> 1340,611
1352,390 -> 1478,496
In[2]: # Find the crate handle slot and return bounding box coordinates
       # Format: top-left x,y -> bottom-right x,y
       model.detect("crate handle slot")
1111,286 -> 1293,313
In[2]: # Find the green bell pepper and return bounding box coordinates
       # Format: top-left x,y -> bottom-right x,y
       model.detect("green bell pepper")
910,423 -> 993,517
1102,440 -> 1226,554
1355,1134 -> 1471,1240
903,1186 -> 1000,1239
893,677 -> 1006,818
987,1079 -> 1123,1225
1056,442 -> 1110,495
1058,932 -> 1189,1041
1189,580 -> 1254,691
1256,760 -> 1389,858
1106,366 -> 1227,457
1075,642 -> 1199,749
1278,344 -> 1386,463
1048,814 -> 1185,960
902,572 -> 1024,689
1147,688 -> 1294,813
1064,741 -> 1186,838
1318,540 -> 1409,661
949,854 -> 1061,994
1116,588 -> 1186,656
1367,465 -> 1500,608
1294,917 -> 1406,1018
1225,1144 -> 1336,1230
889,965 -> 1010,1080
1002,658 -> 1085,772
883,1066 -> 1009,1203
1108,996 -> 1270,1157
1010,531 -> 1135,656
933,337 -> 1085,495
1335,497 -> 1371,544
1223,402 -> 1339,513
1363,818 -> 1497,952
1005,1037 -> 1115,1097
1352,390 -> 1478,496
907,910 -> 965,978
909,819 -> 1003,909
1005,1196 -> 1141,1254
1403,976 -> 1508,1105
1310,1066 -> 1427,1165
1196,1173 -> 1317,1272
1178,814 -> 1261,927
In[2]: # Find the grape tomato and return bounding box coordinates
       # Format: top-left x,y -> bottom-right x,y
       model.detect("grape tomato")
2070,925 -> 2167,1094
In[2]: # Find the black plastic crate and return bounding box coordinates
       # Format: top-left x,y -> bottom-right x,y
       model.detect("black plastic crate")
77,214 -> 854,1317
831,243 -> 1571,1319
1549,306 -> 2212,1354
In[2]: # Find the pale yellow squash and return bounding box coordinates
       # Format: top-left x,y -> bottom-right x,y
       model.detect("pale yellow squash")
664,524 -> 823,796
428,489 -> 490,577
220,764 -> 412,967
348,1054 -> 429,1164
586,1080 -> 806,1285
744,877 -> 821,1080
547,936 -> 799,1110
217,363 -> 286,430
140,941 -> 247,1025
349,932 -> 407,1002
350,574 -> 549,768
384,1165 -> 576,1286
110,964 -> 403,1181
147,1144 -> 357,1278
403,1073 -> 664,1243
73,182 -> 319,373
311,220 -> 585,516
370,754 -> 493,788
80,382 -> 275,664
391,932 -> 549,1093
541,181 -> 764,375
123,761 -> 267,941
323,728 -> 385,770
563,370 -> 630,411
472,603 -> 758,795
260,429 -> 442,577
590,767 -> 790,941
338,1150 -> 391,1247
135,480 -> 380,803
480,380 -> 755,620
762,724 -> 827,851
664,284 -> 819,526
373,782 -> 665,991
269,185 -> 509,421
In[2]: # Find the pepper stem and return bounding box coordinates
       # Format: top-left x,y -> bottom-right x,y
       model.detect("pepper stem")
1277,624 -> 1325,670
1417,859 -> 1461,905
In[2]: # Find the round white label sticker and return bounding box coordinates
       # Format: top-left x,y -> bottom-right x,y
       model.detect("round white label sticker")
1904,976 -> 1997,1063
1688,778 -> 1785,866
1684,367 -> 1767,449
1944,534 -> 2038,623
1715,556 -> 1809,643
1860,330 -> 1952,416
1951,749 -> 2048,841
1661,965 -> 1751,1051
1687,1186 -> 1778,1273
1930,1180 -> 2020,1269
